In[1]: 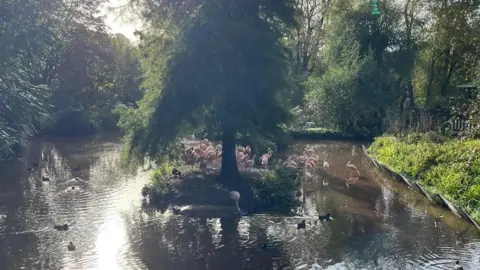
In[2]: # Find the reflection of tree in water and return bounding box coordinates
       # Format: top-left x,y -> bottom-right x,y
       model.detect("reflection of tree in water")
126,213 -> 286,269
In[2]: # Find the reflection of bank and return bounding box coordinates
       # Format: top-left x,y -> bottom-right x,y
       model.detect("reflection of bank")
372,0 -> 381,15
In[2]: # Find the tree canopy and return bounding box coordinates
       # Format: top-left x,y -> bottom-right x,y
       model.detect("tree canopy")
2,0 -> 480,160
124,0 -> 297,180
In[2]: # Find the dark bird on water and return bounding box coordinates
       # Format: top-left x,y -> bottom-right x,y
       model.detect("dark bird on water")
54,224 -> 69,231
297,220 -> 306,229
172,168 -> 182,178
454,260 -> 463,270
42,176 -> 50,182
319,213 -> 332,221
262,243 -> 274,249
67,242 -> 76,251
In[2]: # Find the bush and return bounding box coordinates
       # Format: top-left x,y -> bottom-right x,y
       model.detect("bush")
368,135 -> 480,221
290,127 -> 371,141
251,167 -> 301,212
142,162 -> 177,204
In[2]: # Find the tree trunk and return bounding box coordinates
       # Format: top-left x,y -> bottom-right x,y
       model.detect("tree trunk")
220,129 -> 241,183
440,47 -> 451,97
425,57 -> 436,108
440,54 -> 456,97
406,76 -> 415,111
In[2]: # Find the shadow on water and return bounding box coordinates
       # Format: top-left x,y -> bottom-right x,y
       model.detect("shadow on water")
0,136 -> 479,269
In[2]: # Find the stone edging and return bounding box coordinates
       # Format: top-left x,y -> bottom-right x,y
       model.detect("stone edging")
361,145 -> 480,231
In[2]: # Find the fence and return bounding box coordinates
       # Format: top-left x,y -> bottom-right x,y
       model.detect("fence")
386,110 -> 472,134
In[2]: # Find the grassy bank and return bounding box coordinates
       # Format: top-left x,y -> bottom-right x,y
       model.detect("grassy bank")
290,128 -> 372,141
368,134 -> 480,221
142,163 -> 301,214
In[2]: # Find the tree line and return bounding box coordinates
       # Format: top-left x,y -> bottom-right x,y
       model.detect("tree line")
2,0 -> 480,172
0,0 -> 143,158
116,0 -> 479,179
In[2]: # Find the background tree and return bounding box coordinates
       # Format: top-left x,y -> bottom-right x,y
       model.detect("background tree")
122,0 -> 297,181
0,0 -> 143,158
304,0 -> 398,136
0,0 -> 62,156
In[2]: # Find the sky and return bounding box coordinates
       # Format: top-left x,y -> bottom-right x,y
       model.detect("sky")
103,0 -> 141,41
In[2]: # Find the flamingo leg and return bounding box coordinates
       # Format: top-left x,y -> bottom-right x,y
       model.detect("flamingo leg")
235,201 -> 240,212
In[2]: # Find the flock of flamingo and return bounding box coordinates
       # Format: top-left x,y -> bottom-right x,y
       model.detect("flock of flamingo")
182,137 -> 274,172
277,149 -> 361,187
181,137 -> 361,188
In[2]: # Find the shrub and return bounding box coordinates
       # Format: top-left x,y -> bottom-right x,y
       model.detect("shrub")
251,167 -> 301,212
142,162 -> 177,204
290,127 -> 371,141
368,135 -> 480,220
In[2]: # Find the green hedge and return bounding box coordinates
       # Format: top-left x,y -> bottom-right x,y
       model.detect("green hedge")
368,135 -> 480,221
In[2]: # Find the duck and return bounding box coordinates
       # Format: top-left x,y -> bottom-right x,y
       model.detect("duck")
71,186 -> 76,190
262,243 -> 274,250
67,242 -> 76,251
172,168 -> 182,178
454,261 -> 463,270
297,220 -> 306,229
319,213 -> 333,221
54,224 -> 69,231
42,176 -> 50,182
322,179 -> 329,186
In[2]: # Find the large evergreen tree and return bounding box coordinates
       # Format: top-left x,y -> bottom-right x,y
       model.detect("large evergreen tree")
128,0 -> 296,181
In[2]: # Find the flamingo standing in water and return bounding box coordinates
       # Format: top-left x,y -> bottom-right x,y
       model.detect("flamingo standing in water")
229,191 -> 241,213
346,160 -> 357,171
323,160 -> 329,170
322,160 -> 329,186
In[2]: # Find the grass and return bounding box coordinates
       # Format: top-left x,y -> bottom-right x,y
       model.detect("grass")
368,133 -> 480,221
290,127 -> 372,141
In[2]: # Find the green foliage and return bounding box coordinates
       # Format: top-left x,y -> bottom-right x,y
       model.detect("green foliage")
0,0 -> 143,158
251,167 -> 301,212
460,87 -> 480,139
290,128 -> 370,141
148,162 -> 176,196
122,0 -> 297,180
369,135 -> 480,220
304,32 -> 394,137
45,31 -> 143,136
0,0 -> 57,155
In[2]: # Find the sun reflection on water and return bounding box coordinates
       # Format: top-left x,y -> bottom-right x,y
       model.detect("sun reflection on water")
95,216 -> 128,269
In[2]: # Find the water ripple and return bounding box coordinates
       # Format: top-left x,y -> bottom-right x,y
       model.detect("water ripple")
0,138 -> 479,270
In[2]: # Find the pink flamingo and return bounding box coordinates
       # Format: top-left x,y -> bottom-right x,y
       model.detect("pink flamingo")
323,160 -> 329,170
346,160 -> 358,171
245,155 -> 255,168
304,163 -> 314,183
261,156 -> 269,168
229,191 -> 241,212
236,146 -> 246,153
260,148 -> 273,159
351,169 -> 360,178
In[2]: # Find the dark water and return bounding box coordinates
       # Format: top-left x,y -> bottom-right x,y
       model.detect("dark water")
0,135 -> 479,270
